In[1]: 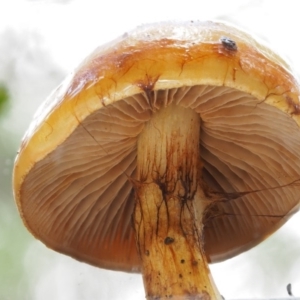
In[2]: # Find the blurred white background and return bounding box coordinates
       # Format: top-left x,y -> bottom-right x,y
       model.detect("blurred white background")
1,0 -> 300,299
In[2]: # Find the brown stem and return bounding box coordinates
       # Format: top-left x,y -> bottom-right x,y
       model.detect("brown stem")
133,104 -> 221,299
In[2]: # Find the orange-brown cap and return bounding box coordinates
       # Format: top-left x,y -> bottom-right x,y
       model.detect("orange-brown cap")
13,21 -> 300,272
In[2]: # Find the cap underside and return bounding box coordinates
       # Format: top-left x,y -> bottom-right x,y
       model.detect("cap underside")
20,85 -> 300,272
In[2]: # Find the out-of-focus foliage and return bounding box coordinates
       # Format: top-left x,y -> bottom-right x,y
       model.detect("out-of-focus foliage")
0,84 -> 9,116
0,138 -> 31,299
0,92 -> 33,299
0,206 -> 32,299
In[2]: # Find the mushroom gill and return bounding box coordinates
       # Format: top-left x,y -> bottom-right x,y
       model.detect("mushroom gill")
19,84 -> 300,270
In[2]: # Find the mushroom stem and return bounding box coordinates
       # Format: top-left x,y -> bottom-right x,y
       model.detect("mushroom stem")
134,104 -> 221,299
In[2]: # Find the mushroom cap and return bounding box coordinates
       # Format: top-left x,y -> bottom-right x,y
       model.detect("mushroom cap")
13,21 -> 300,272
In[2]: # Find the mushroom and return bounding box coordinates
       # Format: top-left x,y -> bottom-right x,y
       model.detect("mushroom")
13,21 -> 300,299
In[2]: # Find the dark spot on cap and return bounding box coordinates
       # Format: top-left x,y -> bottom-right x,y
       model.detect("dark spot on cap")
220,36 -> 237,51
